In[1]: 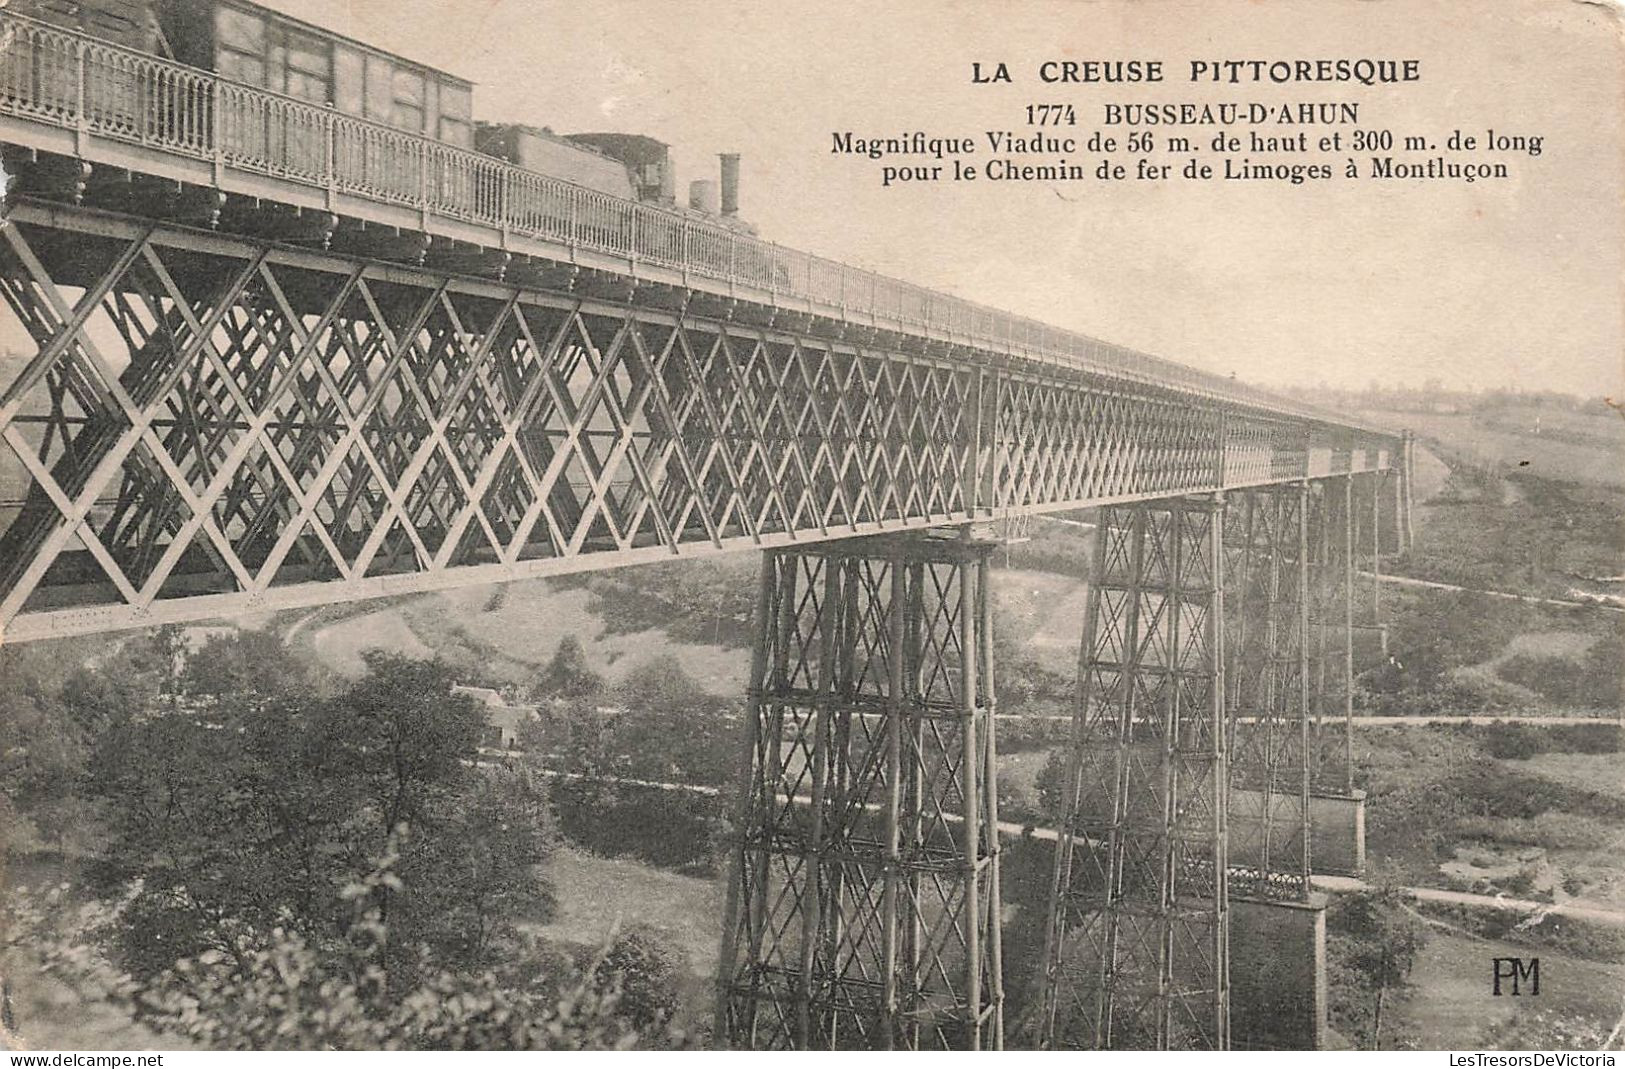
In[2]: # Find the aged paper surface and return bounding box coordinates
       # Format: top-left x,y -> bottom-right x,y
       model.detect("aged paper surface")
0,0 -> 1620,1056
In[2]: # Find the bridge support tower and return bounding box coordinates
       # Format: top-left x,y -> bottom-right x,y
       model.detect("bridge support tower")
715,530 -> 1004,1050
1036,495 -> 1229,1050
1036,475 -> 1385,1050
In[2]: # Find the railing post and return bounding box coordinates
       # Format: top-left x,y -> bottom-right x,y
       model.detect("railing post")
499,166 -> 510,239
73,38 -> 87,153
323,106 -> 335,208
419,140 -> 430,228
568,190 -> 578,248
210,78 -> 224,183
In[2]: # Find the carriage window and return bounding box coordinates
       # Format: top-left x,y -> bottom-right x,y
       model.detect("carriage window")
391,69 -> 425,133
439,83 -> 472,146
215,7 -> 267,86
441,84 -> 472,122
283,30 -> 330,102
440,117 -> 472,147
217,48 -> 265,87
217,8 -> 265,54
215,8 -> 330,102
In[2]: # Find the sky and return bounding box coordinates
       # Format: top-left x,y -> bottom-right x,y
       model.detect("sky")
41,0 -> 1625,396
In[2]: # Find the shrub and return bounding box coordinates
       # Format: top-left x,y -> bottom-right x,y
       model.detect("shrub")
584,927 -> 683,1034
550,781 -> 723,873
1498,644 -> 1623,711
1478,720 -> 1622,760
1480,721 -> 1544,760
996,715 -> 1070,754
1549,721 -> 1623,753
2,859 -> 686,1050
1454,812 -> 1613,851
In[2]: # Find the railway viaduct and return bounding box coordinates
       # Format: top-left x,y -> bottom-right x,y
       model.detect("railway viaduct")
0,10 -> 1416,1051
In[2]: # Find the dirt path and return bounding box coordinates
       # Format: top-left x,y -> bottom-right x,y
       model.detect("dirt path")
1312,876 -> 1625,928
1365,571 -> 1625,613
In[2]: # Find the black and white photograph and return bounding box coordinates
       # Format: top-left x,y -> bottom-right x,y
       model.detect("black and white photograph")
0,0 -> 1619,1055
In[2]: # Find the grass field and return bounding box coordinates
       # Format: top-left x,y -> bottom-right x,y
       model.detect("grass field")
1359,720 -> 1625,911
1360,406 -> 1625,489
531,847 -> 724,977
1390,926 -> 1624,1048
528,846 -> 724,1035
294,578 -> 752,696
285,566 -> 1090,699
990,569 -> 1089,677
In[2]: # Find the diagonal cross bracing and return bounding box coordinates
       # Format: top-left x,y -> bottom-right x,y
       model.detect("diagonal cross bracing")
0,205 -> 1399,642
1223,484 -> 1312,900
1037,496 -> 1229,1050
715,532 -> 1003,1050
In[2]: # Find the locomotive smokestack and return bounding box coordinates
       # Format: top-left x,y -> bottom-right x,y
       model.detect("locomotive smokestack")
719,153 -> 740,216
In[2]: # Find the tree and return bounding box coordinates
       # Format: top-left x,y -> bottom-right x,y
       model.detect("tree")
615,654 -> 709,716
181,628 -> 316,704
410,765 -> 558,965
2,853 -> 683,1050
0,628 -> 206,858
1034,745 -> 1073,823
535,636 -> 604,700
585,926 -> 683,1034
84,639 -> 557,984
338,651 -> 484,839
0,670 -> 86,851
1327,882 -> 1430,1048
610,655 -> 736,786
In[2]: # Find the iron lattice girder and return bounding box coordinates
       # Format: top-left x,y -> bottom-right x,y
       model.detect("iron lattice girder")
715,532 -> 1003,1051
1038,496 -> 1229,1051
0,204 -> 1399,641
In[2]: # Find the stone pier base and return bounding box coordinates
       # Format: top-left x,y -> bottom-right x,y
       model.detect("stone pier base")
1230,893 -> 1329,1050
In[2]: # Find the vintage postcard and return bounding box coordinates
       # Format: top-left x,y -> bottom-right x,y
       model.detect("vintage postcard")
0,0 -> 1619,1056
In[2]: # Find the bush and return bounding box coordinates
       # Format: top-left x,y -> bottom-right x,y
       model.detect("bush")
2,859 -> 687,1050
550,781 -> 724,873
1549,721 -> 1623,753
584,927 -> 683,1034
1497,865 -> 1538,898
1355,668 -> 1524,716
996,715 -> 1070,754
1480,721 -> 1544,759
1479,720 -> 1623,760
1454,812 -> 1614,851
1498,643 -> 1623,711
1453,765 -> 1625,822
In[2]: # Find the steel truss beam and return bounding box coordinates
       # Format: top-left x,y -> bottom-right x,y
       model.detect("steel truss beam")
0,203 -> 1399,642
715,531 -> 1003,1050
1037,495 -> 1228,1050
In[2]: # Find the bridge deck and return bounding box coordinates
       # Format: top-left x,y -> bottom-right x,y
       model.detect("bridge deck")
0,12 -> 1404,643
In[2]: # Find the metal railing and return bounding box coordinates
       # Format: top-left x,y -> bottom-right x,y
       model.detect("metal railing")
0,11 -> 1391,440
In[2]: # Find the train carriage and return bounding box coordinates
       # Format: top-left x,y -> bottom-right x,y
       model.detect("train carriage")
0,0 -> 750,258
